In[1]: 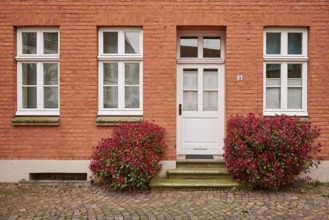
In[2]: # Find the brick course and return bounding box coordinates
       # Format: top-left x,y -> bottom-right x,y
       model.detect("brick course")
0,0 -> 328,161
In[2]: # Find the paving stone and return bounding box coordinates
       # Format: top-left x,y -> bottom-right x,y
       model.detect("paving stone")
1,183 -> 329,219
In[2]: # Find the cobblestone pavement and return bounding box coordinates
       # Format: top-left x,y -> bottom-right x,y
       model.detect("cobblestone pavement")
1,183 -> 329,220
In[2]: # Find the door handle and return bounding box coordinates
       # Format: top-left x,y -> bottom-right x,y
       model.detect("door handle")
179,104 -> 182,115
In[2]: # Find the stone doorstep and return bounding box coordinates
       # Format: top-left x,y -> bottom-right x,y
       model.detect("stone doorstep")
167,167 -> 229,174
167,167 -> 233,179
150,178 -> 240,191
176,155 -> 225,163
150,155 -> 240,191
18,180 -> 91,187
175,155 -> 226,168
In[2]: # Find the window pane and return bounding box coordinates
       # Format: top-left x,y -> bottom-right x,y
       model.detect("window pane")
104,63 -> 118,85
266,33 -> 281,54
203,37 -> 221,58
125,86 -> 140,108
266,64 -> 281,78
22,63 -> 37,85
203,91 -> 218,111
104,86 -> 118,108
103,32 -> 118,53
266,88 -> 280,109
44,32 -> 58,54
183,91 -> 198,111
288,79 -> 302,86
44,87 -> 58,108
22,32 -> 37,54
288,88 -> 302,109
288,33 -> 302,54
44,63 -> 58,85
125,63 -> 139,85
288,64 -> 302,86
22,87 -> 37,108
125,32 -> 140,54
180,37 -> 198,58
288,64 -> 302,78
266,79 -> 281,86
183,69 -> 198,90
204,69 -> 218,90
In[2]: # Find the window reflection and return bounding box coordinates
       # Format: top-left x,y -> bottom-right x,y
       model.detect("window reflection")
266,33 -> 281,54
203,37 -> 221,58
104,32 -> 118,53
180,37 -> 198,58
288,33 -> 302,54
22,32 -> 37,54
125,32 -> 140,54
44,32 -> 58,54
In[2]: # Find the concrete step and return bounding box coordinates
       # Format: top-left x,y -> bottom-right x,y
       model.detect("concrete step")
150,178 -> 240,191
176,156 -> 226,168
167,167 -> 232,179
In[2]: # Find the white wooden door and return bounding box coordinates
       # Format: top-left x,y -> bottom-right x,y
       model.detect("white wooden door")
177,65 -> 224,155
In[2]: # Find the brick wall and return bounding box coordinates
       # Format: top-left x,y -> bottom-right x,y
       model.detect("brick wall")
0,0 -> 328,160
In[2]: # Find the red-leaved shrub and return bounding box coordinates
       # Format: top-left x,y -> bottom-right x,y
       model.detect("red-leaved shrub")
224,113 -> 321,189
89,121 -> 166,191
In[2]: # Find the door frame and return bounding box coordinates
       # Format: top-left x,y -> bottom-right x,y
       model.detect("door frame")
176,64 -> 225,155
176,30 -> 226,156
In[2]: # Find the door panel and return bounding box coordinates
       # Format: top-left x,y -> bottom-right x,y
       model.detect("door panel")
177,65 -> 224,155
183,118 -> 218,143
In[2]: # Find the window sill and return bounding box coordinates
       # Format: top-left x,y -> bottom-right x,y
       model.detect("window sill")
263,112 -> 310,121
263,111 -> 308,117
96,116 -> 143,127
12,116 -> 60,126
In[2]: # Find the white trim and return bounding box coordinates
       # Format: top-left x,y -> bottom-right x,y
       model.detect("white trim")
16,28 -> 60,116
98,27 -> 143,57
16,56 -> 60,62
263,27 -> 308,57
176,31 -> 225,155
264,57 -> 308,62
15,110 -> 60,116
263,111 -> 309,117
263,62 -> 307,116
17,27 -> 60,57
176,64 -> 225,155
177,30 -> 225,64
16,62 -> 60,116
263,28 -> 308,116
98,27 -> 143,116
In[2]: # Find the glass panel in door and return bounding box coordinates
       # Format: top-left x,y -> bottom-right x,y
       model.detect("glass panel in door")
183,69 -> 198,111
203,69 -> 218,111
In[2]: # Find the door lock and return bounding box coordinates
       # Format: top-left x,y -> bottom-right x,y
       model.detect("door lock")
179,104 -> 182,115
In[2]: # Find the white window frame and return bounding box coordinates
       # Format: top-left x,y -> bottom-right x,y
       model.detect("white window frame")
177,31 -> 225,64
98,28 -> 143,116
16,27 -> 60,116
263,28 -> 308,116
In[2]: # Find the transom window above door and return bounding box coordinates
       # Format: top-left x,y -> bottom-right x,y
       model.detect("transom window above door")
177,31 -> 225,63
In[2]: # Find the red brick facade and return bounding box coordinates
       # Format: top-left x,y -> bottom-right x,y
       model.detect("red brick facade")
0,0 -> 328,164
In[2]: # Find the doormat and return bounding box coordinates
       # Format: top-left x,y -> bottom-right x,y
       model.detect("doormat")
186,155 -> 214,159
